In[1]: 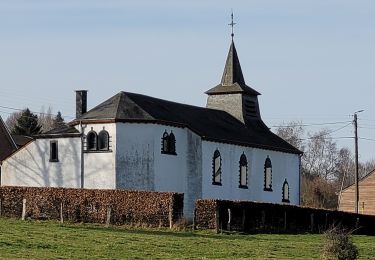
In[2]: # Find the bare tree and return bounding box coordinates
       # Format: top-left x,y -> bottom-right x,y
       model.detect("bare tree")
275,121 -> 375,210
359,159 -> 375,179
275,121 -> 305,151
38,106 -> 55,133
301,175 -> 338,209
5,111 -> 22,133
303,130 -> 338,181
336,147 -> 355,187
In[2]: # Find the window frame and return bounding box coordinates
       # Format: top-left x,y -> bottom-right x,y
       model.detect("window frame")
239,153 -> 248,189
264,156 -> 273,191
49,140 -> 59,162
282,179 -> 290,203
98,130 -> 110,151
212,149 -> 222,186
161,131 -> 169,154
168,132 -> 177,155
86,130 -> 98,151
161,130 -> 177,155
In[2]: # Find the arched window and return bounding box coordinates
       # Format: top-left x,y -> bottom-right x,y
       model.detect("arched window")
239,153 -> 248,188
161,130 -> 177,155
161,131 -> 169,153
212,149 -> 222,185
98,130 -> 109,150
87,130 -> 97,151
264,156 -> 272,191
168,132 -> 176,154
282,179 -> 290,203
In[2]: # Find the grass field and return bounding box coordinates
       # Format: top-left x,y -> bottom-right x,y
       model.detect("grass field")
0,218 -> 374,259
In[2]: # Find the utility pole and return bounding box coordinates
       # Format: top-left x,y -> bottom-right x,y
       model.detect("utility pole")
354,110 -> 363,214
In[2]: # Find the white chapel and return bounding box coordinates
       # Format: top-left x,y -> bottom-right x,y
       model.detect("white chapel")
1,38 -> 302,217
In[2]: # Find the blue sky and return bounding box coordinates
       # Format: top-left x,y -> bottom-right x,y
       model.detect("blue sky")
0,0 -> 374,161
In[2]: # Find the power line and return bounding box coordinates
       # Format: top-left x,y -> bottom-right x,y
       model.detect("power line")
359,137 -> 375,142
359,126 -> 375,130
271,121 -> 352,128
0,105 -> 75,119
0,90 -> 75,106
301,123 -> 352,140
359,118 -> 375,122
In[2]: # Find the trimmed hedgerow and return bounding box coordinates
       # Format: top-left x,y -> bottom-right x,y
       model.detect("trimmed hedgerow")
0,186 -> 183,227
195,199 -> 375,235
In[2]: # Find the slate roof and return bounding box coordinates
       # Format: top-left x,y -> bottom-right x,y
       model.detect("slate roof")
35,125 -> 80,138
11,135 -> 33,148
0,116 -> 17,162
75,91 -> 301,154
44,125 -> 79,135
205,41 -> 260,96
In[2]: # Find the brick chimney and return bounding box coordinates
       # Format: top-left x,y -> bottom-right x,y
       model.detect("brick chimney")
75,90 -> 87,119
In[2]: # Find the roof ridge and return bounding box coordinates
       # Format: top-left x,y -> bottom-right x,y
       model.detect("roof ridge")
0,115 -> 17,149
115,92 -> 124,118
127,92 -> 209,110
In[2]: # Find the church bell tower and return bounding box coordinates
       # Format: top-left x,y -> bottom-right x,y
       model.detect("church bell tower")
206,13 -> 262,126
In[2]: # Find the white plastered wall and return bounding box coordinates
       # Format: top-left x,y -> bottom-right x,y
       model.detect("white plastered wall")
1,137 -> 81,187
201,141 -> 300,205
115,123 -> 202,217
78,123 -> 117,189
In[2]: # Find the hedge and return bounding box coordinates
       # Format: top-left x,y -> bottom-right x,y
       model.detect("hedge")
0,186 -> 184,227
195,199 -> 375,235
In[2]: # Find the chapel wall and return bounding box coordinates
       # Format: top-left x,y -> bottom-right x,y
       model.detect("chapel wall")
201,140 -> 300,205
1,137 -> 81,188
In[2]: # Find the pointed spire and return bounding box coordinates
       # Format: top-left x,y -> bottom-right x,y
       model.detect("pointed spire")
221,41 -> 245,86
205,41 -> 260,96
205,12 -> 260,96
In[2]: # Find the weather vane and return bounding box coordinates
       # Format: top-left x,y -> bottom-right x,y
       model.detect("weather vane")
229,10 -> 236,39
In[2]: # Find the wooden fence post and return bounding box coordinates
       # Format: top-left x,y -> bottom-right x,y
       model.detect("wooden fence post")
215,207 -> 220,234
168,207 -> 173,229
0,199 -> 2,217
242,209 -> 246,232
261,210 -> 266,229
356,217 -> 360,230
325,213 -> 328,229
22,198 -> 26,220
227,208 -> 232,231
284,211 -> 287,230
310,213 -> 314,233
105,206 -> 111,227
192,209 -> 196,231
60,202 -> 64,224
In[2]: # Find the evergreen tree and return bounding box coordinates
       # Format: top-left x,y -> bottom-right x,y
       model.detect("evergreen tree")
52,111 -> 66,129
12,108 -> 42,136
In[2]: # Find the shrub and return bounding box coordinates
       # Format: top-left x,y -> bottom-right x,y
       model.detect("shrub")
173,217 -> 190,231
321,226 -> 358,260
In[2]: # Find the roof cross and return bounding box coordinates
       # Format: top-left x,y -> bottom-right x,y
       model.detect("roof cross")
228,11 -> 236,40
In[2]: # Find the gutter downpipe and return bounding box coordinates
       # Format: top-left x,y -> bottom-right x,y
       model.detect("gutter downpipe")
80,120 -> 84,189
299,154 -> 302,205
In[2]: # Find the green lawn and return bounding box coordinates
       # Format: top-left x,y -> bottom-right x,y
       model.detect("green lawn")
0,218 -> 374,259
